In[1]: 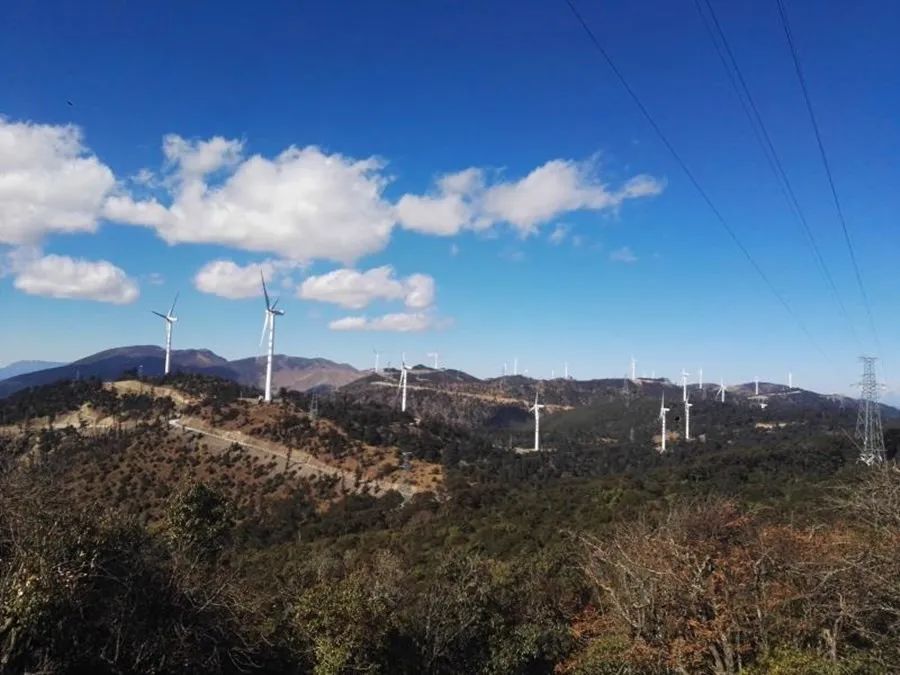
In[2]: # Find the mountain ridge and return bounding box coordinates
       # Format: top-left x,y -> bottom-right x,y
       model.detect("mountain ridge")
0,346 -> 363,398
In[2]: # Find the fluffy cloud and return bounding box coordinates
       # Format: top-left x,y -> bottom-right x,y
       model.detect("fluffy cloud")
13,253 -> 139,304
298,266 -> 434,310
609,246 -> 638,263
193,259 -> 295,299
329,312 -> 440,332
396,160 -> 663,237
104,132 -> 662,262
0,118 -> 115,245
162,134 -> 243,179
105,138 -> 395,263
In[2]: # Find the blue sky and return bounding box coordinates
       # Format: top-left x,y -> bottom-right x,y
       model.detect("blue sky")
1,0 -> 898,395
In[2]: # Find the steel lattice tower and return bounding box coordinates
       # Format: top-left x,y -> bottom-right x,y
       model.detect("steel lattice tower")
855,356 -> 886,465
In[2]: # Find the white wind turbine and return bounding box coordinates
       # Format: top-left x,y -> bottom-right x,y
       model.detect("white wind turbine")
684,393 -> 692,441
631,356 -> 637,381
529,390 -> 545,452
564,361 -> 569,379
514,357 -> 519,376
399,353 -> 408,412
152,293 -> 178,376
373,349 -> 381,374
788,371 -> 793,390
681,369 -> 689,401
754,376 -> 759,396
698,368 -> 703,390
259,274 -> 285,403
659,392 -> 670,453
427,352 -> 439,369
716,378 -> 726,403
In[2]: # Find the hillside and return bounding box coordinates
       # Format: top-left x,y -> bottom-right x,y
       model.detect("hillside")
3,373 -> 900,672
0,360 -> 66,380
0,346 -> 363,398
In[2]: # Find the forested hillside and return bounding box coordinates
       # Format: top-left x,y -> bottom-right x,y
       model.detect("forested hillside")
1,376 -> 899,673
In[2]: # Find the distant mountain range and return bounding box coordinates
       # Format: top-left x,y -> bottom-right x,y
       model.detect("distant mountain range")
0,360 -> 66,381
0,346 -> 363,398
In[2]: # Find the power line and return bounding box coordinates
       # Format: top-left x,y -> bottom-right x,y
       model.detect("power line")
563,0 -> 825,357
694,0 -> 861,350
775,0 -> 881,358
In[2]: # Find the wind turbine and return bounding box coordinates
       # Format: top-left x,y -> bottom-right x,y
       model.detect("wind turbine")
373,349 -> 381,374
788,371 -> 793,390
427,352 -> 439,369
529,391 -> 545,452
502,362 -> 508,376
631,356 -> 637,381
564,362 -> 569,379
259,274 -> 284,403
399,353 -> 408,412
716,378 -> 726,403
514,357 -> 519,376
754,376 -> 759,396
684,393 -> 692,441
659,393 -> 670,453
681,369 -> 689,401
152,293 -> 179,376
698,368 -> 703,390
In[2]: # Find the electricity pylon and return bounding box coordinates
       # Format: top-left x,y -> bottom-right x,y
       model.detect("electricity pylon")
855,356 -> 886,465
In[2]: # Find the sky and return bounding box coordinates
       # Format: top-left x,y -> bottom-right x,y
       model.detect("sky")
1,0 -> 898,396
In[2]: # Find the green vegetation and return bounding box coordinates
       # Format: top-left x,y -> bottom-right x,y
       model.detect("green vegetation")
2,377 -> 900,673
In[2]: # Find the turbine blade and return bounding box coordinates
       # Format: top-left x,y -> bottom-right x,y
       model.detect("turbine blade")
152,310 -> 167,319
260,271 -> 271,310
271,297 -> 280,310
259,312 -> 270,348
169,292 -> 179,317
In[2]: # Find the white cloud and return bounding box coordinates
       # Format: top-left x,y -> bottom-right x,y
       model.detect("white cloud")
104,139 -> 395,263
548,224 -> 569,245
162,134 -> 243,179
13,253 -> 139,304
193,259 -> 296,299
609,246 -> 638,264
329,312 -> 442,332
298,266 -> 435,310
0,118 -> 115,245
396,160 -> 663,238
101,130 -> 662,261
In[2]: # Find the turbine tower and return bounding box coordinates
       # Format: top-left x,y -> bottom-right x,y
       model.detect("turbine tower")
788,371 -> 793,390
631,356 -> 637,381
681,369 -> 689,401
564,361 -> 569,379
529,391 -> 545,452
151,293 -> 178,376
373,349 -> 381,374
259,274 -> 284,403
659,393 -> 670,453
427,352 -> 439,369
399,354 -> 409,412
684,393 -> 692,441
855,356 -> 886,465
716,378 -> 726,403
698,368 -> 703,390
514,357 -> 519,376
754,376 -> 759,396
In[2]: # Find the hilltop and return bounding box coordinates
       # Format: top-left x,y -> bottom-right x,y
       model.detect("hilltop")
0,345 -> 363,398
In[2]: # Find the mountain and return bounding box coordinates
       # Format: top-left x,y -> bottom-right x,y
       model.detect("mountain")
228,355 -> 361,392
0,360 -> 66,380
0,346 -> 363,398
